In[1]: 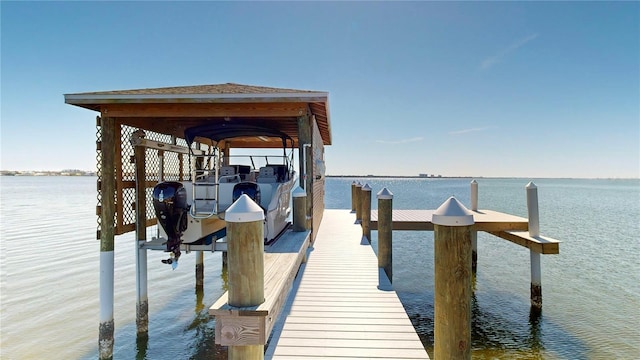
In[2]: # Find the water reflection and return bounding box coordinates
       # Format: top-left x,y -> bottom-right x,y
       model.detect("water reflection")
527,307 -> 543,355
187,284 -> 227,359
135,332 -> 148,360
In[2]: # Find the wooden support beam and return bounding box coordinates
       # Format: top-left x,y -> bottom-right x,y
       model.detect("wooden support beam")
487,230 -> 560,254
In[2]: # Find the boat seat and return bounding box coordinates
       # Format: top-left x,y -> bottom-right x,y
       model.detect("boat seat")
219,166 -> 240,183
235,165 -> 252,181
267,164 -> 288,182
257,167 -> 277,183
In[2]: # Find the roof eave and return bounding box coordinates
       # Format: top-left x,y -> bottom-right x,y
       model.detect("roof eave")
64,92 -> 329,105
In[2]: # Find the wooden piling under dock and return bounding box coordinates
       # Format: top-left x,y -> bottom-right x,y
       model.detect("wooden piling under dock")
266,209 -> 430,359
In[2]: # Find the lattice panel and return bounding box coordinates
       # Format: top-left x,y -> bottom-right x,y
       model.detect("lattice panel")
96,117 -> 102,239
117,125 -> 201,235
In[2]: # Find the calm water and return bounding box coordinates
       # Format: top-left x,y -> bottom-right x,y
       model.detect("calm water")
1,176 -> 638,359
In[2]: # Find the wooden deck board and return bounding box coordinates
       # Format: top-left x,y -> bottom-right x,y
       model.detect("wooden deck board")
266,209 -> 430,360
370,209 -> 529,232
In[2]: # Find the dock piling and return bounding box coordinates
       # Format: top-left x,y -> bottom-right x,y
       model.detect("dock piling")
377,188 -> 393,284
361,183 -> 372,241
470,180 -> 479,274
134,139 -> 149,335
526,182 -> 543,309
293,186 -> 307,232
433,196 -> 474,360
354,182 -> 363,222
195,251 -> 204,287
351,181 -> 357,212
98,116 -> 116,360
225,194 -> 265,360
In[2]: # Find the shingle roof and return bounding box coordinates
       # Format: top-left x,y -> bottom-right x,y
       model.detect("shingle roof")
74,83 -> 320,96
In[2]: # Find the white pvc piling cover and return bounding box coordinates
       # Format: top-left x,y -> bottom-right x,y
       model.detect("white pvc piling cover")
292,186 -> 307,198
100,251 -> 115,322
432,196 -> 475,226
377,187 -> 394,199
226,194 -> 265,223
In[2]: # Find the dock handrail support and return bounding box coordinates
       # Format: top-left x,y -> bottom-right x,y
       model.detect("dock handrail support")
470,180 -> 479,274
377,188 -> 393,284
361,183 -> 372,242
433,196 -> 474,360
526,182 -> 543,309
225,194 -> 265,360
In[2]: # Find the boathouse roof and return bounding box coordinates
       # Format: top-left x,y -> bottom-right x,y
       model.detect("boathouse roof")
65,83 -> 331,148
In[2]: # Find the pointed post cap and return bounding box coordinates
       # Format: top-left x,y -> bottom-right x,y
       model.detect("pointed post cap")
377,187 -> 393,199
292,186 -> 306,198
355,181 -> 363,187
362,183 -> 372,192
432,196 -> 474,226
225,194 -> 265,223
526,181 -> 537,189
470,179 -> 478,185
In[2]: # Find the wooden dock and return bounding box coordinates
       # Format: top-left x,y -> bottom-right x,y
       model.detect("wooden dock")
265,209 -> 430,359
371,209 -> 559,254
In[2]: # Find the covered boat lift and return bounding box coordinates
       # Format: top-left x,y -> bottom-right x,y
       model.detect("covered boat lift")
64,83 -> 331,359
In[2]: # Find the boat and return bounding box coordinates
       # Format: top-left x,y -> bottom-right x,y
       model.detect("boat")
151,123 -> 298,266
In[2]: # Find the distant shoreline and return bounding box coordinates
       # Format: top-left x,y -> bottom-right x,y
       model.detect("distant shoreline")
0,170 -> 96,176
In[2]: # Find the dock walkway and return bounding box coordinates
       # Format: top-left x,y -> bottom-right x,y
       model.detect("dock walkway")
266,209 -> 430,359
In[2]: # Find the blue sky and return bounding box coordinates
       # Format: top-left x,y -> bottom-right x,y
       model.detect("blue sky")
1,1 -> 638,178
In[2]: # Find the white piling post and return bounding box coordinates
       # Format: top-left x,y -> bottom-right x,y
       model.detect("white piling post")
195,251 -> 204,287
135,241 -> 148,334
526,181 -> 542,308
133,140 -> 149,335
470,180 -> 478,274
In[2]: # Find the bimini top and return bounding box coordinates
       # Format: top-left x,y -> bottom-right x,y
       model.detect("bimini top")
64,82 -> 331,148
184,123 -> 293,148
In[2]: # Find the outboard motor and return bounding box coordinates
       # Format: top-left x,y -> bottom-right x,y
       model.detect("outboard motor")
152,181 -> 188,266
233,182 -> 261,208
